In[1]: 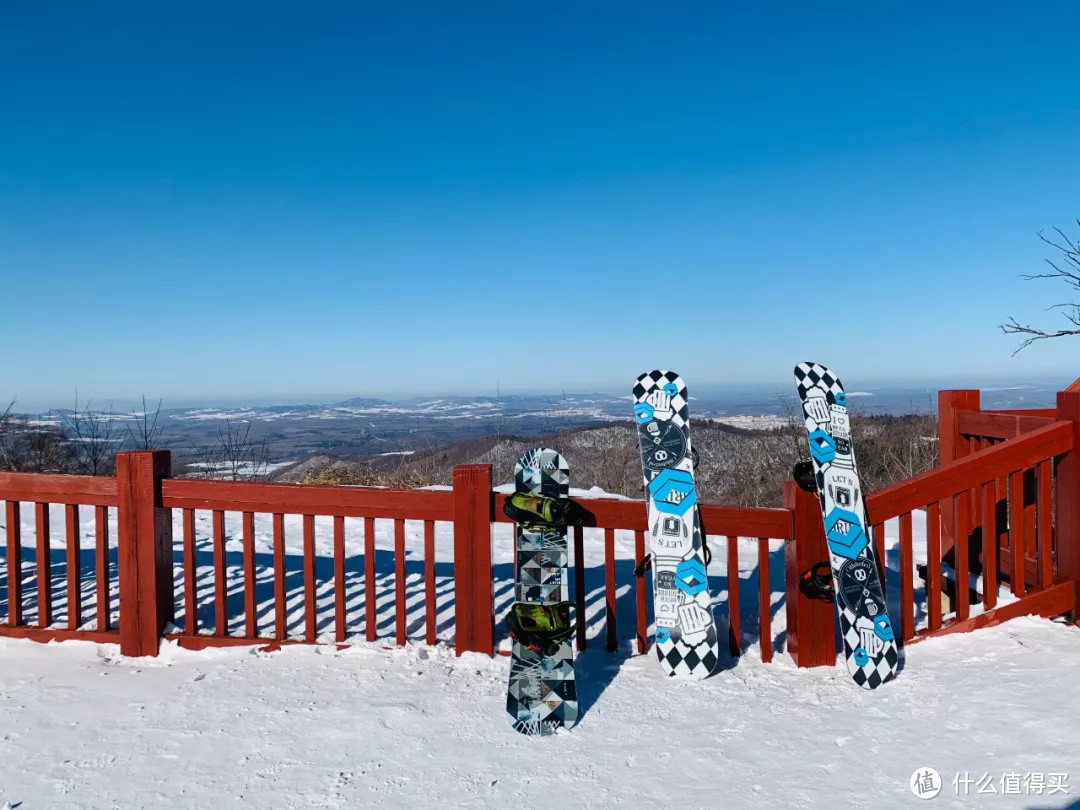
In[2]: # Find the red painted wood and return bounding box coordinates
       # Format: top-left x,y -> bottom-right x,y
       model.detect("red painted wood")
451,465 -> 493,656
65,504 -> 81,630
0,626 -> 119,644
394,519 -> 406,646
273,513 -> 286,639
727,535 -> 741,657
873,522 -> 886,587
424,520 -> 436,646
95,505 -> 109,631
937,391 -> 980,562
899,512 -> 913,642
907,581 -> 1075,643
162,478 -> 451,521
114,451 -> 173,657
1023,468 -> 1038,578
1009,472 -> 1025,597
868,421 -> 1072,521
364,516 -> 376,642
0,472 -> 116,506
303,514 -> 316,642
35,502 -> 51,628
604,528 -> 617,653
183,508 -> 197,634
955,491 -> 970,621
492,492 -> 792,540
573,525 -> 586,652
927,502 -> 942,631
758,539 -> 771,663
634,529 -> 646,654
243,511 -> 256,638
781,482 -> 833,667
334,516 -> 346,643
213,510 -> 227,636
6,501 -> 21,626
996,408 -> 1058,418
1056,388 -> 1080,610
981,483 -> 997,610
957,411 -> 1053,440
1037,461 -> 1053,589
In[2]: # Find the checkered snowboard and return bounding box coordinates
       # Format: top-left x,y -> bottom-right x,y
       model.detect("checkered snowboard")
505,448 -> 578,735
633,371 -> 719,680
794,362 -> 899,689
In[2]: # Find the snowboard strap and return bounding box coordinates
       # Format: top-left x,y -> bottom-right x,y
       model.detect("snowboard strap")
634,538 -> 712,579
798,561 -> 835,602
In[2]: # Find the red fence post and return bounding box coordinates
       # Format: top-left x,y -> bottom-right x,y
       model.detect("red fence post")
783,481 -> 835,667
1055,388 -> 1080,621
452,464 -> 494,656
938,390 -> 980,565
115,450 -> 174,656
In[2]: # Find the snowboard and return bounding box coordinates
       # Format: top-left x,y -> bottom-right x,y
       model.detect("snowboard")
505,448 -> 579,735
794,362 -> 899,689
633,370 -> 719,679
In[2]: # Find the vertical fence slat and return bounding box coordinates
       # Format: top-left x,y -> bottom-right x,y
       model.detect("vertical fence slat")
573,526 -> 586,652
757,539 -> 771,663
604,528 -> 617,653
243,511 -> 256,638
899,512 -> 913,642
35,502 -> 51,628
273,513 -> 286,639
634,529 -> 646,654
1037,461 -> 1053,590
364,516 -> 376,642
334,515 -> 346,643
927,502 -> 942,631
95,505 -> 109,631
727,535 -> 741,656
183,509 -> 197,634
424,520 -> 436,646
303,514 -> 316,642
65,504 -> 81,631
955,491 -> 970,621
1008,471 -> 1025,597
982,482 -> 997,610
213,509 -> 226,637
1023,466 -> 1038,566
6,501 -> 21,626
395,519 -> 406,646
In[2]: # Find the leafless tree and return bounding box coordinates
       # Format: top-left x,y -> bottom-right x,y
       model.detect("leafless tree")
1001,221 -> 1080,353
22,410 -> 70,473
67,396 -> 118,476
125,395 -> 167,450
0,398 -> 17,470
190,418 -> 271,481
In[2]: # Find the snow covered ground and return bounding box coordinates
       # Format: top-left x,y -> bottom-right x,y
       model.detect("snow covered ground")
1,500 -> 1078,807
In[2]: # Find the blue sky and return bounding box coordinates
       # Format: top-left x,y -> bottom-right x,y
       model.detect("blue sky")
3,2 -> 1079,409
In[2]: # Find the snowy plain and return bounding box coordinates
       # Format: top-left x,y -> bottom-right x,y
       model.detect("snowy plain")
1,498 -> 1078,808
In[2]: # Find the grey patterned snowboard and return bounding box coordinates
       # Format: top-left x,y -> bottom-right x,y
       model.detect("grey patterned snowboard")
633,371 -> 719,679
505,448 -> 578,735
794,362 -> 899,689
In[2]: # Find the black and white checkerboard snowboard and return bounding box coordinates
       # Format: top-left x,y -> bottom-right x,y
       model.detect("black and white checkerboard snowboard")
505,448 -> 578,735
633,371 -> 719,679
794,362 -> 899,689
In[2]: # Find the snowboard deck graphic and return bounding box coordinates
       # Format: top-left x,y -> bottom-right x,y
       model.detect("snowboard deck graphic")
794,362 -> 899,689
505,448 -> 579,735
633,370 -> 719,679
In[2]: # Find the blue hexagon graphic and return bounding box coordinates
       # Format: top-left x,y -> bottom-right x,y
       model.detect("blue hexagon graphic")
655,627 -> 671,644
873,615 -> 894,642
674,558 -> 708,596
853,646 -> 869,666
634,402 -> 655,423
825,507 -> 868,559
834,391 -> 847,405
808,429 -> 836,464
662,382 -> 679,397
647,468 -> 697,514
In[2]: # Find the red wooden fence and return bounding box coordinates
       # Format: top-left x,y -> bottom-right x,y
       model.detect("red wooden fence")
1,376 -> 1078,666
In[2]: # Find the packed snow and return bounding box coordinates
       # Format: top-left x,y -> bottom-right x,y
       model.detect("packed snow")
0,501 -> 1077,808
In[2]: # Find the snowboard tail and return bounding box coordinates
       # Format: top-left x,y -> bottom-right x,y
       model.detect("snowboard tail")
794,362 -> 899,689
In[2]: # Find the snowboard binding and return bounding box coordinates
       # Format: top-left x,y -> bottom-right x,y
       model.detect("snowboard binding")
633,537 -> 712,579
503,492 -> 586,528
798,561 -> 835,602
506,602 -> 574,655
792,460 -> 817,493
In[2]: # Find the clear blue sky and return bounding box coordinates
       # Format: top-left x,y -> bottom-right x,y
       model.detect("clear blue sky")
3,2 -> 1079,409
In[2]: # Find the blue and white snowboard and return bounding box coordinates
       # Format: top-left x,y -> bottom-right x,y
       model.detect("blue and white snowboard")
794,362 -> 899,689
633,371 -> 719,679
505,448 -> 578,735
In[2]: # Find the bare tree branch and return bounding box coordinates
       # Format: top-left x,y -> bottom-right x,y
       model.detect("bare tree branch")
125,395 -> 167,450
1002,220 -> 1080,353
